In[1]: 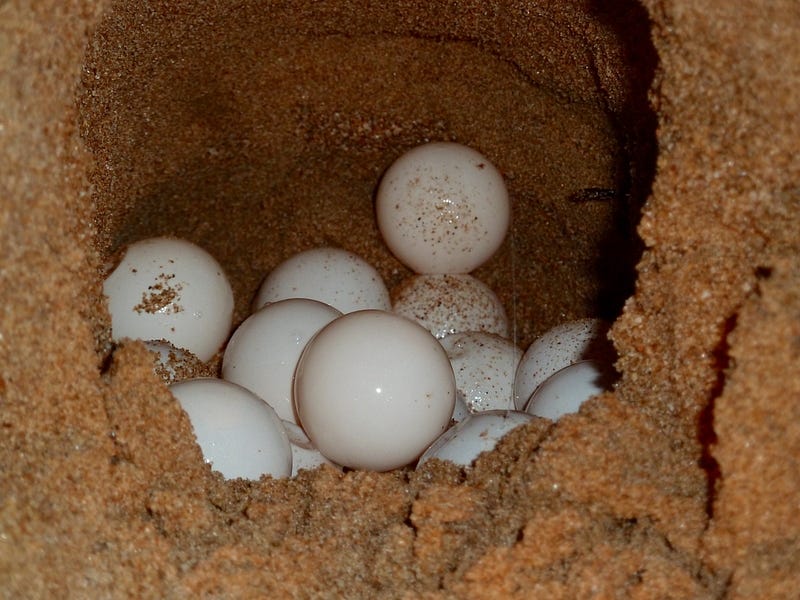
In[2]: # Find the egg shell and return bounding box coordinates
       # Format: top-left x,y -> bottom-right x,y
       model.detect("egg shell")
222,299 -> 342,424
282,421 -> 338,476
441,331 -> 522,413
513,318 -> 615,409
103,237 -> 234,362
525,360 -> 615,421
254,247 -> 391,314
392,273 -> 509,340
417,410 -> 534,468
143,339 -> 208,384
451,395 -> 470,423
169,378 -> 292,480
376,141 -> 510,274
294,310 -> 456,471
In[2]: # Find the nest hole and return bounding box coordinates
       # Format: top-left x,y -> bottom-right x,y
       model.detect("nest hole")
79,0 -> 657,350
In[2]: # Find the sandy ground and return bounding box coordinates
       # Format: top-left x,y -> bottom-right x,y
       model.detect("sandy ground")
1,1 -> 798,597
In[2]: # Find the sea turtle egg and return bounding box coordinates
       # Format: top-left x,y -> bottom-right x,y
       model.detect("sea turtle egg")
169,378 -> 292,480
253,247 -> 390,314
294,310 -> 455,471
441,331 -> 522,413
282,420 -> 338,477
417,410 -> 534,468
222,298 -> 342,424
513,318 -> 615,410
103,237 -> 234,362
524,360 -> 615,421
392,274 -> 509,340
376,141 -> 510,274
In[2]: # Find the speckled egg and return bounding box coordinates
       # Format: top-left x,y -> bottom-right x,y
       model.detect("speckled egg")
441,331 -> 522,413
513,318 -> 615,409
391,274 -> 509,340
451,395 -> 470,423
375,142 -> 510,274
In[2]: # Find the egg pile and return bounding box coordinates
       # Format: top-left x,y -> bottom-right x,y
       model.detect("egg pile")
103,141 -> 617,479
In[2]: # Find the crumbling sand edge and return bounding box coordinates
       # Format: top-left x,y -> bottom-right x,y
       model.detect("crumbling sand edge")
1,1 -> 798,597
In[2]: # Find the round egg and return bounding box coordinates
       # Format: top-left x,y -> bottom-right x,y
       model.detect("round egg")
513,318 -> 615,409
169,378 -> 292,480
143,339 -> 210,384
294,310 -> 456,471
222,299 -> 342,424
282,421 -> 338,477
376,141 -> 510,274
392,274 -> 509,340
451,395 -> 470,423
417,410 -> 534,468
441,331 -> 522,413
525,360 -> 615,420
103,237 -> 234,362
253,247 -> 391,314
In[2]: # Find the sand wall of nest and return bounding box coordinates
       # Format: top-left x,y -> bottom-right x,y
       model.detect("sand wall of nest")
1,1 -> 799,597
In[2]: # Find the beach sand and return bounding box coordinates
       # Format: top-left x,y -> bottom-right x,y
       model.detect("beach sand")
1,1 -> 798,596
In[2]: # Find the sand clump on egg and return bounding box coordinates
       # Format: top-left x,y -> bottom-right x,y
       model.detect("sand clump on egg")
2,1 -> 800,598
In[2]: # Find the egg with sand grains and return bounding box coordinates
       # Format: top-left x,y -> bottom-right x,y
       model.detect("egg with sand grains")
103,237 -> 234,362
143,339 -> 206,384
169,378 -> 292,480
376,141 -> 510,274
294,310 -> 456,471
441,331 -> 522,413
392,273 -> 509,340
418,410 -> 534,468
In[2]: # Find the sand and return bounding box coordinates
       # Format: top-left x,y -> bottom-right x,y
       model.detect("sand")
1,0 -> 798,597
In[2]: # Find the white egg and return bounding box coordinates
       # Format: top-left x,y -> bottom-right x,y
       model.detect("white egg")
525,360 -> 614,420
221,299 -> 342,424
103,237 -> 234,362
253,247 -> 391,314
143,339 -> 202,384
376,141 -> 510,274
282,420 -> 338,476
451,395 -> 470,423
441,331 -> 522,413
513,318 -> 615,409
417,410 -> 533,468
294,310 -> 456,471
169,378 -> 292,480
392,274 -> 509,340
